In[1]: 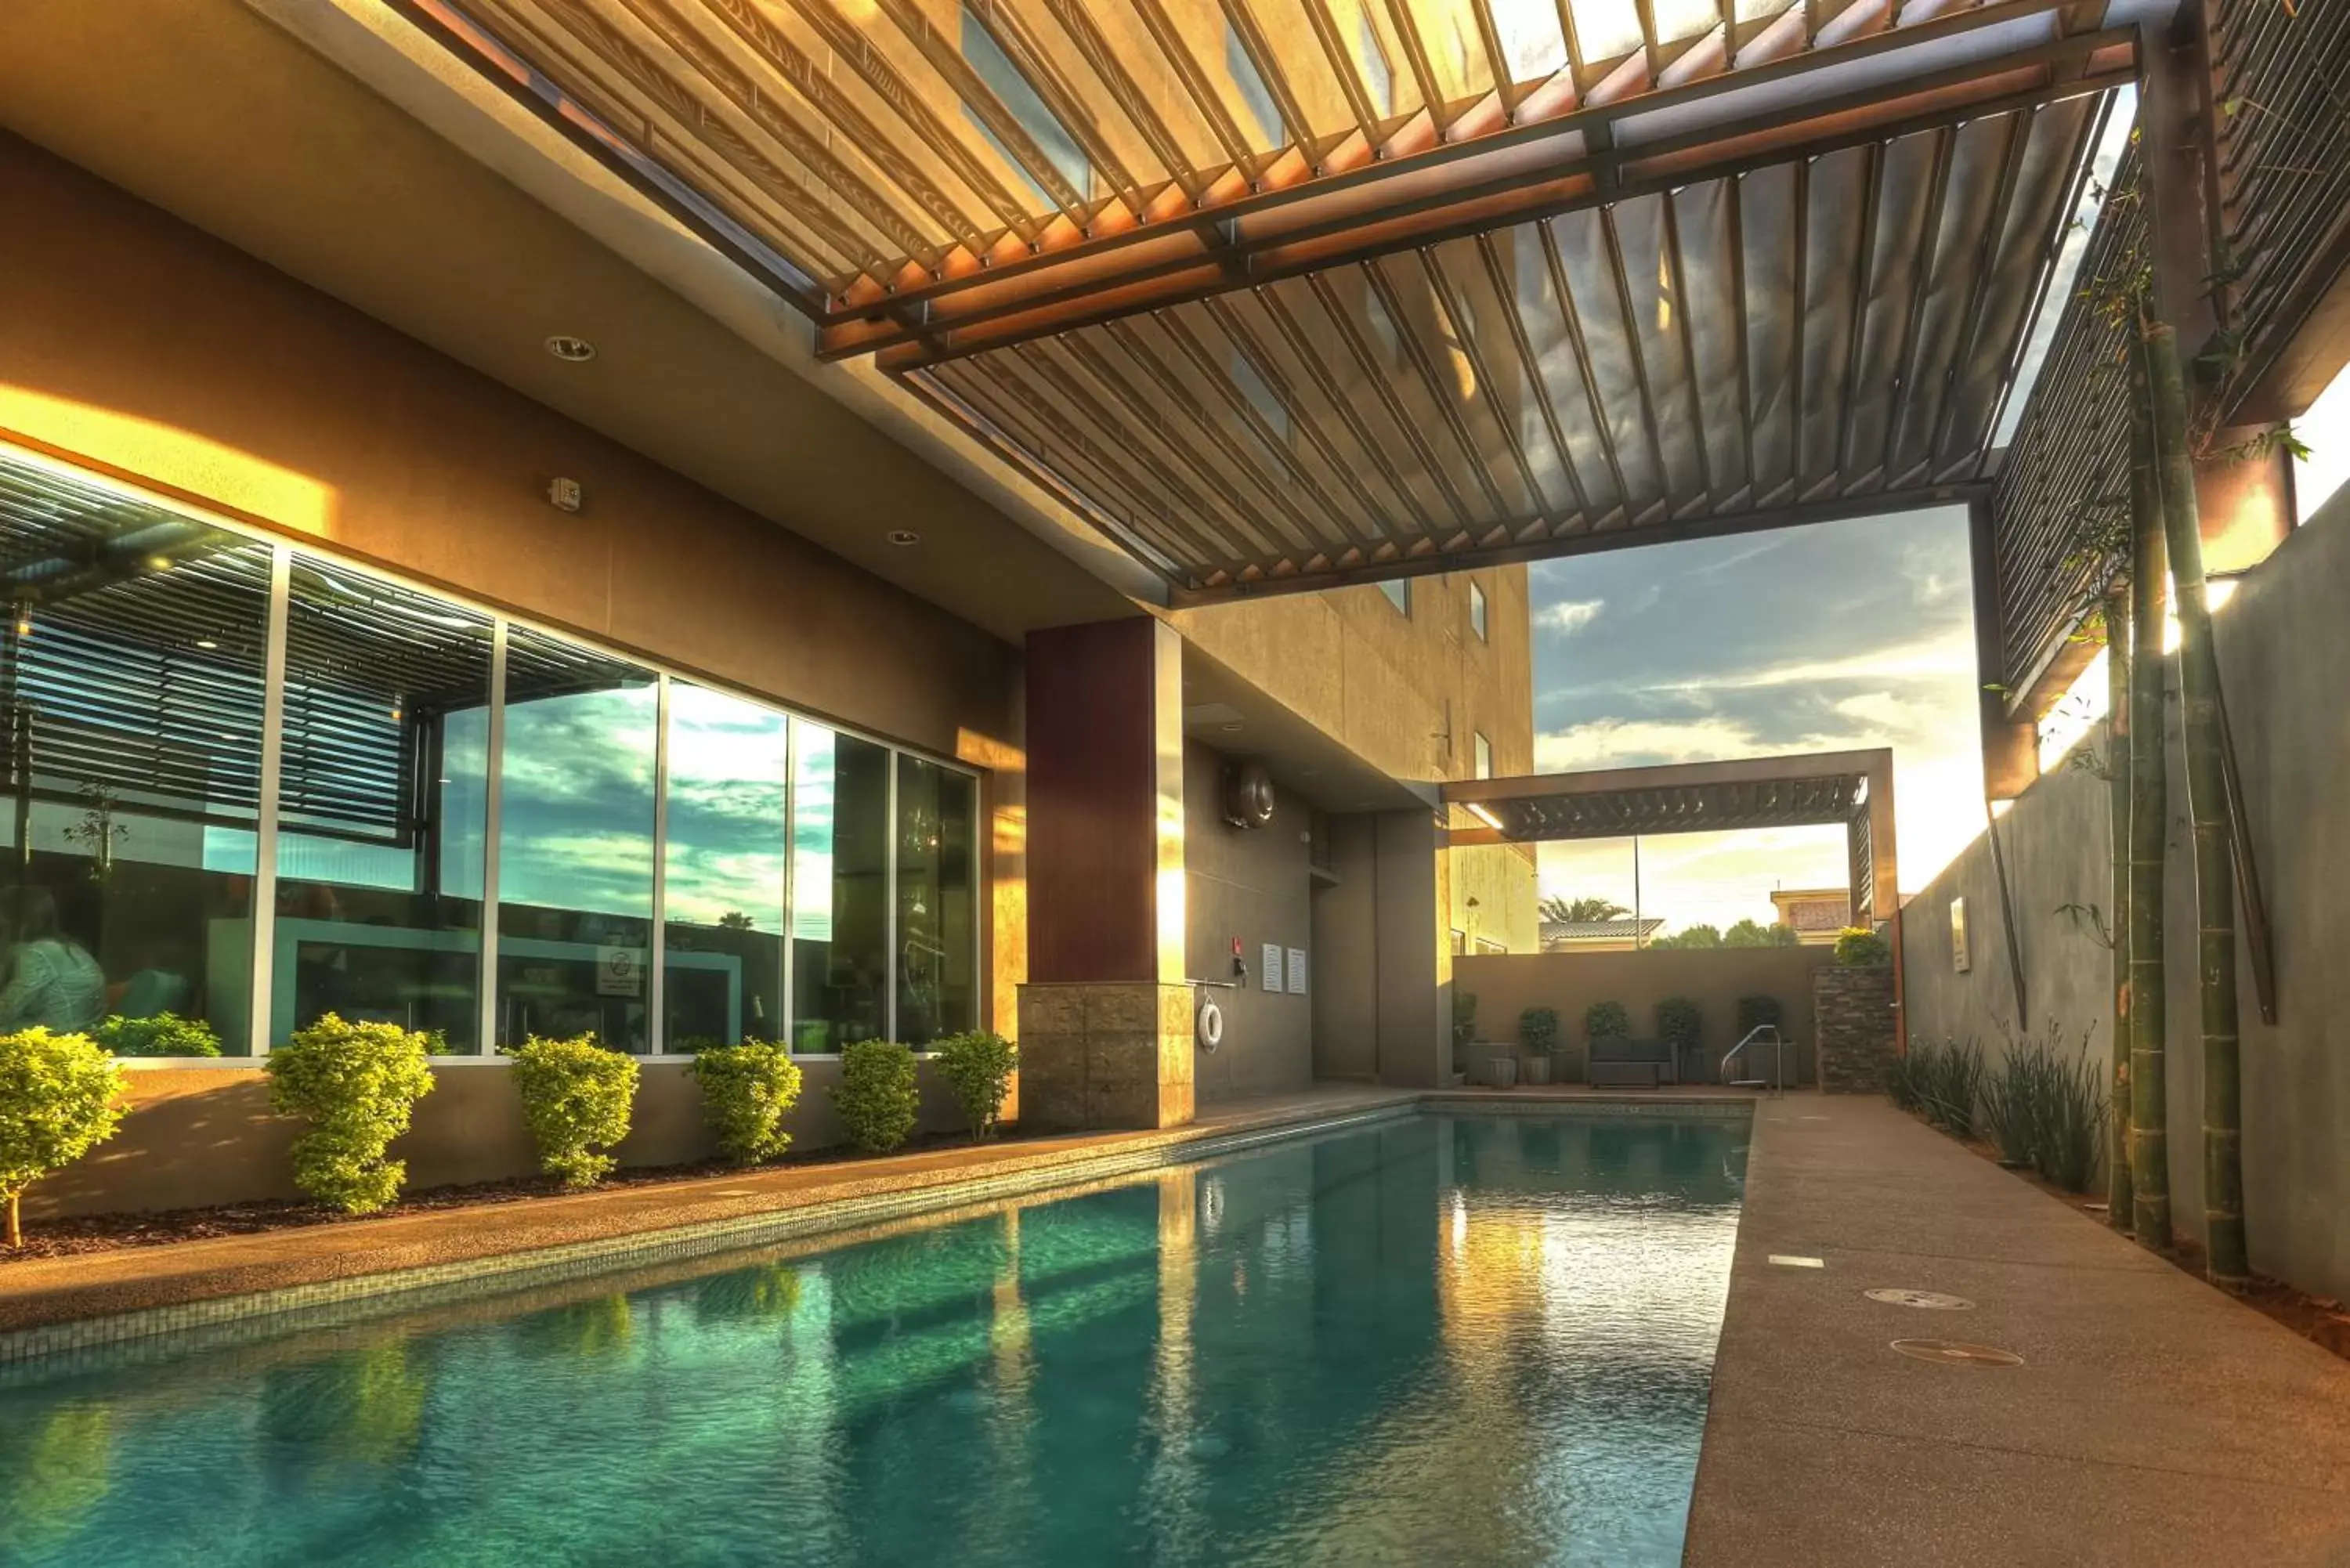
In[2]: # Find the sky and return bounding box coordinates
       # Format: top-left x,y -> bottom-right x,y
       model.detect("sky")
1528,505 -> 1984,936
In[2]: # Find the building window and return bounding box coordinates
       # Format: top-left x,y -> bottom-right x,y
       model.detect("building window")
2,450 -> 985,1062
1474,732 -> 1493,779
791,720 -> 890,1053
0,464 -> 269,1054
895,756 -> 979,1044
275,556 -> 494,1051
1469,580 -> 1488,641
1379,578 -> 1410,615
961,3 -> 1089,209
1229,351 -> 1291,452
494,630 -> 660,1053
663,681 -> 790,1050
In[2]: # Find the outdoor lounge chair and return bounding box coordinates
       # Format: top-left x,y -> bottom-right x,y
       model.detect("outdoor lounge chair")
1586,1037 -> 1678,1089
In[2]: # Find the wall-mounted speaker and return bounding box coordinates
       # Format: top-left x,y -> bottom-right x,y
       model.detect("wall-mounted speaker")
1221,760 -> 1276,829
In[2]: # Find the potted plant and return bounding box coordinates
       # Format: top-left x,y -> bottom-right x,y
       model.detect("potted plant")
1518,1006 -> 1560,1086
1657,996 -> 1702,1083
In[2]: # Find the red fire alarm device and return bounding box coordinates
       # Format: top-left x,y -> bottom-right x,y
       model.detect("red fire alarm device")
1231,937 -> 1246,978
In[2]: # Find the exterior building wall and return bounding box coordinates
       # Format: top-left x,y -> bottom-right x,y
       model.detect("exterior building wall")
1182,741 -> 1316,1103
25,1060 -> 973,1219
1900,494 -> 2350,1302
1453,947 -> 1833,1084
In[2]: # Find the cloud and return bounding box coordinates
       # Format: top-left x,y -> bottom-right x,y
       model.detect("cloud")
1639,627 -> 1977,695
1534,598 -> 1605,636
1534,716 -> 1762,771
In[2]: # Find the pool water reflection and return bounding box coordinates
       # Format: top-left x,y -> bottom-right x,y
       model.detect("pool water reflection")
0,1113 -> 1746,1567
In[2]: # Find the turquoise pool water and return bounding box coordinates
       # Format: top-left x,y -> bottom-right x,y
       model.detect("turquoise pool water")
0,1112 -> 1746,1567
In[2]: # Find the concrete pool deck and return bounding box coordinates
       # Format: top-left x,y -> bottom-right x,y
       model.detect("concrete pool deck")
1687,1094 -> 2350,1566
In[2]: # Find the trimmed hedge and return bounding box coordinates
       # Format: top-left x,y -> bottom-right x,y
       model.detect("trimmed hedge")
266,1014 -> 436,1213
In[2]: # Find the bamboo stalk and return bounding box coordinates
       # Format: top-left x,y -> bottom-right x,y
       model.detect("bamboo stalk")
2125,362 -> 2171,1252
2142,316 -> 2248,1288
2105,585 -> 2133,1231
5,1190 -> 18,1251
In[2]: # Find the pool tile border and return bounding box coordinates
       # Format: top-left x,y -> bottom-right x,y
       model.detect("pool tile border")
0,1094 -> 1753,1368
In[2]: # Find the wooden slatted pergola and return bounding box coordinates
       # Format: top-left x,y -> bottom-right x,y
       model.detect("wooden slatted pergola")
1444,747 -> 1896,922
396,0 -> 2137,601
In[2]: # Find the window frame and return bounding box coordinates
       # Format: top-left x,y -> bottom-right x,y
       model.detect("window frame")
1379,578 -> 1411,616
1469,579 -> 1488,641
4,440 -> 985,1067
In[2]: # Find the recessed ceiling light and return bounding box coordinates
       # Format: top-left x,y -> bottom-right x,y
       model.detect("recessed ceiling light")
545,334 -> 597,362
888,529 -> 920,546
1220,721 -> 1243,732
195,638 -> 218,650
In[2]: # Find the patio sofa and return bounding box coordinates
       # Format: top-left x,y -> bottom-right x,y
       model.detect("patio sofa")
1586,1037 -> 1679,1089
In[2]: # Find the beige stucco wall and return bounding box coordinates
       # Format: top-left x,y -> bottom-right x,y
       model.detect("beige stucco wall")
27,1060 -> 973,1220
1182,740 -> 1315,1102
1453,947 -> 1834,1083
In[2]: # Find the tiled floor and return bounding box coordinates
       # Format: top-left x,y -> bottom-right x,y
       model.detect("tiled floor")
1685,1095 -> 2350,1566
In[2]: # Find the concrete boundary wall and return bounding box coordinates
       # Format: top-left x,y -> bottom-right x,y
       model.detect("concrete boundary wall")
1900,499 -> 2350,1302
1454,948 -> 1834,1083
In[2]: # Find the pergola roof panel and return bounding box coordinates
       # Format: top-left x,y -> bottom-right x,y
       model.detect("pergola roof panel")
405,0 -> 2137,597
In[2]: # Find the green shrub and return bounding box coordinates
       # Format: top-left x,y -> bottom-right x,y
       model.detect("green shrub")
1833,926 -> 1891,966
1584,1000 -> 1630,1043
833,1039 -> 919,1154
934,1031 -> 1018,1142
1734,995 -> 1783,1039
689,1042 -> 804,1165
1979,1048 -> 2038,1167
1887,1041 -> 1931,1114
508,1035 -> 639,1189
0,1028 -> 128,1248
92,1011 -> 221,1058
266,1014 -> 437,1213
1981,1027 -> 2104,1193
1517,1006 -> 1561,1057
1656,997 -> 1701,1052
1451,989 -> 1478,1048
1918,1038 -> 1985,1140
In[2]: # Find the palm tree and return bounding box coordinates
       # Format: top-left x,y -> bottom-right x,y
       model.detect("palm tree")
1540,895 -> 1629,923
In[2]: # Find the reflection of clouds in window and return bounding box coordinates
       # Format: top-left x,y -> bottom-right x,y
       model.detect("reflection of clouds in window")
1358,9 -> 1394,117
792,721 -> 836,943
1227,21 -> 1285,148
1489,0 -> 1567,81
497,685 -> 656,919
663,683 -> 787,930
960,2 -> 1089,208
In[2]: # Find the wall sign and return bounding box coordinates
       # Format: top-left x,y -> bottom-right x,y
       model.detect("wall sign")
1261,943 -> 1285,992
597,945 -> 645,997
1286,948 -> 1308,995
1949,897 -> 1971,973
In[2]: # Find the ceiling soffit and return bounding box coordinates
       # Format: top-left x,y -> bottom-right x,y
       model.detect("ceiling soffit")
399,0 -> 2136,598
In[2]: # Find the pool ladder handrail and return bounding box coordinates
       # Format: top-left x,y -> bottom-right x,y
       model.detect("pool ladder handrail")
1719,1024 -> 1788,1098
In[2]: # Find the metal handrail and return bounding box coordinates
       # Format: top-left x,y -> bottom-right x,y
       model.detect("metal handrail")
1719,1024 -> 1788,1098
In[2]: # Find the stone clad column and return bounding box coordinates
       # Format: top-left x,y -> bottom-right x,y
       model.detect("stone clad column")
1016,618 -> 1195,1131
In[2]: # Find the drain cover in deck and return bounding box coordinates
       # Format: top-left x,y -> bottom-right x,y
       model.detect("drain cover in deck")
1890,1339 -> 2022,1367
1865,1288 -> 1975,1310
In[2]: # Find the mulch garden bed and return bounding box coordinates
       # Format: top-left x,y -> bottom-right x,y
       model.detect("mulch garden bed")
1896,1104 -> 2350,1366
1,1127 -> 1028,1268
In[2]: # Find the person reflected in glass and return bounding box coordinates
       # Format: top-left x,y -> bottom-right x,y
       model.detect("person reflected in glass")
0,887 -> 106,1033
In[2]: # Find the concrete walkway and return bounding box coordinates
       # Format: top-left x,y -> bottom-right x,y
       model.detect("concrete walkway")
1686,1096 -> 2350,1566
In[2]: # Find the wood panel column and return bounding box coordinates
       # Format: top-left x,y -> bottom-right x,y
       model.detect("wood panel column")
1016,617 -> 1194,1130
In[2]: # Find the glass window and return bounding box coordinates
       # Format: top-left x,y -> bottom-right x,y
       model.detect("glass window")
1474,732 -> 1493,779
1379,579 -> 1410,615
663,682 -> 788,1051
0,457 -> 266,1053
274,557 -> 494,1051
895,756 -> 978,1046
1470,580 -> 1488,641
790,720 -> 889,1053
494,630 -> 657,1053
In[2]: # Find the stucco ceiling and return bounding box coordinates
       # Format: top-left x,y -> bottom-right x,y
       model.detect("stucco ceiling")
0,0 -> 1148,642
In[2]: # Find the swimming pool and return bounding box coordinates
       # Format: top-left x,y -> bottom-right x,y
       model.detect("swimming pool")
0,1111 -> 1747,1566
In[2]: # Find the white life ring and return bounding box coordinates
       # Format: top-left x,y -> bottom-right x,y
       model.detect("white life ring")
1195,998 -> 1224,1054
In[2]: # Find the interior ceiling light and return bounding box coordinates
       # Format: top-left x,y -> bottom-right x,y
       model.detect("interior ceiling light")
544,334 -> 597,362
1220,721 -> 1243,732
888,529 -> 920,546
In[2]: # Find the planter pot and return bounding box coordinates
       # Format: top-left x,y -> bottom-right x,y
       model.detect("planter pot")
1521,1055 -> 1553,1086
1448,1070 -> 1467,1088
1487,1054 -> 1519,1089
